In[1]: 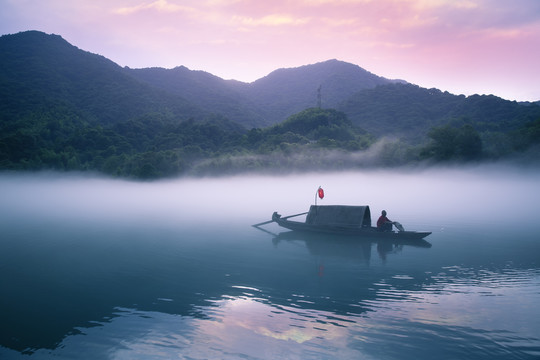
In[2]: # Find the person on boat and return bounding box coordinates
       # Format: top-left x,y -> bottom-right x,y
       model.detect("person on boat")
377,210 -> 394,231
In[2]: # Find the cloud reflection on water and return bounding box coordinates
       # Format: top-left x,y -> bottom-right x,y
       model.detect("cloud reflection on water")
21,266 -> 540,360
34,296 -> 363,359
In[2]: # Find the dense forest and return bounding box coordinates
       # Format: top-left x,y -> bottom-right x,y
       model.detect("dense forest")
1,31 -> 539,179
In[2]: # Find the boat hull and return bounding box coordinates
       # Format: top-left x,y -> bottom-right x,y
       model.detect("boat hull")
272,212 -> 431,240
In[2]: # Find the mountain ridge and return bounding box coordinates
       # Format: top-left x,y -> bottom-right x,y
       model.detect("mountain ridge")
1,30 -> 539,178
3,30 -> 538,132
124,57 -> 400,127
0,30 -> 203,125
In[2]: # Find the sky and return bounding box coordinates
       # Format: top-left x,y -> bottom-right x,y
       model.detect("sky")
1,0 -> 539,102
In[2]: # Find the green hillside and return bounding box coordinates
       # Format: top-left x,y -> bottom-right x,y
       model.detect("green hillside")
239,59 -> 397,125
0,31 -> 202,126
127,66 -> 267,128
338,83 -> 540,138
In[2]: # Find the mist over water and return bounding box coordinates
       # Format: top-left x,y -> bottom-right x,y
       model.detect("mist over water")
2,165 -> 538,229
1,166 -> 539,359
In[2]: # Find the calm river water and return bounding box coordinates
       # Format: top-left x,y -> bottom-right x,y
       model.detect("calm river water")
1,166 -> 539,359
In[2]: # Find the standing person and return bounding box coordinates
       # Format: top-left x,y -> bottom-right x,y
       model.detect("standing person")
377,210 -> 394,231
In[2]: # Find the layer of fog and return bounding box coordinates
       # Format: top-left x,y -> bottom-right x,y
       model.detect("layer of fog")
190,138 -> 405,175
189,138 -> 540,177
1,164 -> 539,232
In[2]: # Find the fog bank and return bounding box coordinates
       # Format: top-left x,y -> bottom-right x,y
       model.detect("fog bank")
1,165 -> 539,231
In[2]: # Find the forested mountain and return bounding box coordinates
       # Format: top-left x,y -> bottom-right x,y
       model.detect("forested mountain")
0,31 -> 202,126
338,83 -> 540,139
235,59 -> 400,125
126,59 -> 398,127
1,30 -> 539,178
127,66 -> 266,127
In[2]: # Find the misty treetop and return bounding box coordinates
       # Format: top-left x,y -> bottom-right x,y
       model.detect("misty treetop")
1,30 -> 540,179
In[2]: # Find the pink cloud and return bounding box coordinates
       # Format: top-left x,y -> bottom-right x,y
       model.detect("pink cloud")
1,0 -> 539,100
114,0 -> 192,14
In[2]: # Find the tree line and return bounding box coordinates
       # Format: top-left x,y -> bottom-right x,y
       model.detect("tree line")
1,107 -> 539,179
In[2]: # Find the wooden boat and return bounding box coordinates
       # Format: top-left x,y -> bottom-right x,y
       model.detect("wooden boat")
268,205 -> 431,240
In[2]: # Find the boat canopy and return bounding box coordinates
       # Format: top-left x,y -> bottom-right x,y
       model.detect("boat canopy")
306,205 -> 371,228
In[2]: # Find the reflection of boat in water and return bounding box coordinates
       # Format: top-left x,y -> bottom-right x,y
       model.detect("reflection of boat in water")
267,205 -> 431,240
273,229 -> 432,249
271,230 -> 431,263
273,230 -> 374,262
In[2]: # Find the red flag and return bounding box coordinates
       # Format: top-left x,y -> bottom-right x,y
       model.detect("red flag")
318,187 -> 324,199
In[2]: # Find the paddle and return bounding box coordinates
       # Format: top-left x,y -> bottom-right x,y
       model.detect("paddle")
282,211 -> 308,219
252,211 -> 308,227
252,219 -> 274,227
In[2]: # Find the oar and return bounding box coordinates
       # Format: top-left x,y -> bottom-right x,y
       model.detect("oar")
252,225 -> 279,237
252,211 -> 308,227
252,219 -> 274,227
282,211 -> 308,219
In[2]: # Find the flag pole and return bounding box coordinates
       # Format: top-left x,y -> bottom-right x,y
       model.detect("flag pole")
315,186 -> 324,205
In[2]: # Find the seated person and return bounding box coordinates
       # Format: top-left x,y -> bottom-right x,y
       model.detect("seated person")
377,210 -> 394,231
